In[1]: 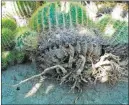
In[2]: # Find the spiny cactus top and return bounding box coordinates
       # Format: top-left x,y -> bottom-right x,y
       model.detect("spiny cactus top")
13,1 -> 40,18
29,2 -> 95,32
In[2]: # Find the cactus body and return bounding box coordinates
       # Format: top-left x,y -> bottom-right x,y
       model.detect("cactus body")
29,2 -> 94,32
15,28 -> 38,51
2,28 -> 15,50
2,18 -> 17,31
13,1 -> 42,18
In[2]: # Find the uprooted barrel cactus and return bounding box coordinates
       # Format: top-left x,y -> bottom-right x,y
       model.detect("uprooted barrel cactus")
13,2 -> 128,95
35,27 -> 127,90
13,27 -> 128,94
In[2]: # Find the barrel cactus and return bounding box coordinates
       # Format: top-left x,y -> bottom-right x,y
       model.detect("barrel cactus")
15,28 -> 38,51
13,27 -> 127,93
112,20 -> 128,43
7,50 -> 25,65
2,18 -> 17,31
12,2 -> 128,94
29,2 -> 95,32
2,28 -> 15,50
1,50 -> 26,70
2,51 -> 16,68
13,1 -> 43,18
2,51 -> 15,70
96,15 -> 128,44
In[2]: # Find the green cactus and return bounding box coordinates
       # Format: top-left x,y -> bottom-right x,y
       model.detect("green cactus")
2,50 -> 26,70
112,20 -> 128,44
2,28 -> 15,50
2,18 -> 17,31
96,15 -> 128,44
15,28 -> 38,51
13,1 -> 43,18
29,2 -> 94,32
96,15 -> 113,32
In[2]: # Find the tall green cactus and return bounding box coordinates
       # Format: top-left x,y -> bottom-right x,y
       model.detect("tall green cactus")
29,2 -> 94,32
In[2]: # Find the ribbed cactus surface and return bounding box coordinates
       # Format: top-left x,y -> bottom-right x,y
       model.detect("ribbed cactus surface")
2,28 -> 14,50
29,2 -> 94,32
13,1 -> 40,18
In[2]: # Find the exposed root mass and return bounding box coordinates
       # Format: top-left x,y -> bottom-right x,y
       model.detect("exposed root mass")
13,29 -> 128,96
13,53 -> 124,92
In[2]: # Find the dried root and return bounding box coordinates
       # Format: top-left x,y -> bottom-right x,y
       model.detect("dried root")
76,55 -> 86,75
12,52 -> 125,96
13,65 -> 67,87
92,53 -> 124,85
25,76 -> 44,98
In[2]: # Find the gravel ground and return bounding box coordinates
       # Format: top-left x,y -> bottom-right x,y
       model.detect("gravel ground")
2,63 -> 128,104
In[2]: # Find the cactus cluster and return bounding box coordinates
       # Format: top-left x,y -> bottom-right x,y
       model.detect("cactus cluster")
1,17 -> 27,70
2,1 -> 128,72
